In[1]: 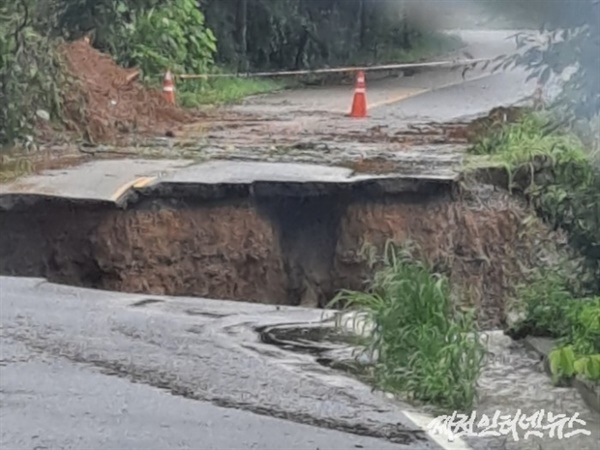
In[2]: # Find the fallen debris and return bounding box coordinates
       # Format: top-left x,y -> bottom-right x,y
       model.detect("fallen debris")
60,39 -> 196,143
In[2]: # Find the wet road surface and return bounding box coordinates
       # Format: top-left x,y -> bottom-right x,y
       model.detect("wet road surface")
468,331 -> 600,450
0,30 -> 541,202
4,277 -> 599,450
1,340 -> 412,450
0,277 -> 444,449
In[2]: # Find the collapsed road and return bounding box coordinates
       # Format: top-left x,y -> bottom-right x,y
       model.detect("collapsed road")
2,29 -> 597,450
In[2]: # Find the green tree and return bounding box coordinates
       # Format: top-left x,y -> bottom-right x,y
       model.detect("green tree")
203,0 -> 431,71
485,0 -> 600,119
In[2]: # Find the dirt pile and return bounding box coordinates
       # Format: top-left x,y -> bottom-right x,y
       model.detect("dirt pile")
60,39 -> 195,143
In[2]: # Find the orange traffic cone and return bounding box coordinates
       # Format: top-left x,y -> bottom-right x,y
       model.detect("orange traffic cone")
163,70 -> 175,104
349,70 -> 367,118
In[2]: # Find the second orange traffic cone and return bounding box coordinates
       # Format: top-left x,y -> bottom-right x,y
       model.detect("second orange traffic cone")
349,70 -> 367,118
163,70 -> 175,104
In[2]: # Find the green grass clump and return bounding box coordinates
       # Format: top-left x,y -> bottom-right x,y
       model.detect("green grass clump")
177,76 -> 286,107
547,295 -> 600,382
330,242 -> 486,413
511,270 -> 591,339
470,112 -> 589,167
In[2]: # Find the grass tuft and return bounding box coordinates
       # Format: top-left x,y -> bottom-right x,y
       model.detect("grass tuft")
330,241 -> 486,413
177,76 -> 287,107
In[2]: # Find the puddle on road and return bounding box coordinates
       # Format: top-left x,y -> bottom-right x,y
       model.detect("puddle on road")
256,320 -> 377,387
258,322 -> 358,352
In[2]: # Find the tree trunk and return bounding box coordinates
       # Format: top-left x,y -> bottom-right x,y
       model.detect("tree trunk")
358,0 -> 367,49
236,0 -> 248,71
401,1 -> 411,49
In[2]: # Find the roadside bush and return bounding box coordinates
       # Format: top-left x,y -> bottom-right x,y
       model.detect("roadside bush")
330,242 -> 486,413
547,295 -> 600,383
113,0 -> 216,79
0,1 -> 67,147
469,106 -> 600,387
510,269 -> 593,336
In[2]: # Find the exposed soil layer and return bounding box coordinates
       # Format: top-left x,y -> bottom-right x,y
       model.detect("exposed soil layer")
1,201 -> 286,304
0,185 -> 564,328
334,190 -> 555,326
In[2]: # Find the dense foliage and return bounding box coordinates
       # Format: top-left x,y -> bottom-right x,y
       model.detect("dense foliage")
548,297 -> 600,383
50,0 -> 448,72
484,0 -> 600,119
331,242 -> 486,412
0,0 -> 67,145
203,0 -> 451,70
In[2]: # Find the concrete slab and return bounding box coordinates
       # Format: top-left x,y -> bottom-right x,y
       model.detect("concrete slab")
0,159 -> 192,204
162,160 -> 377,184
158,160 -> 458,185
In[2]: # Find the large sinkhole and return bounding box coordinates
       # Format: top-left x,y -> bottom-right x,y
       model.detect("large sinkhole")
0,180 -> 522,325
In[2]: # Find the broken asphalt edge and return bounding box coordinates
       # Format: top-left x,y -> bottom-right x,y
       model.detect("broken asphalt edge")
0,175 -> 460,212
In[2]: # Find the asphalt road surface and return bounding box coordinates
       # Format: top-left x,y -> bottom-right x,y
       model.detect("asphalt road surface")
0,30 -> 542,205
2,341 -> 408,450
1,277 -> 455,450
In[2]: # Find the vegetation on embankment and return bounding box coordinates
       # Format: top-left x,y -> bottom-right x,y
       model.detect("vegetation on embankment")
466,0 -> 600,385
467,111 -> 600,385
330,242 -> 487,413
510,271 -> 600,385
468,112 -> 600,289
513,272 -> 600,384
0,3 -> 67,146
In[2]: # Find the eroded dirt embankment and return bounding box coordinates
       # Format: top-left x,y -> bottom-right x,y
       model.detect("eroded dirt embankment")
0,184 -> 563,328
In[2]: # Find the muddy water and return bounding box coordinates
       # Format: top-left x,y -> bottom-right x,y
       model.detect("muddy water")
468,331 -> 600,450
261,323 -> 599,450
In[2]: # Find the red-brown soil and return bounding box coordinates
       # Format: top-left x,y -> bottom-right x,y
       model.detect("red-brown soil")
60,39 -> 197,143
